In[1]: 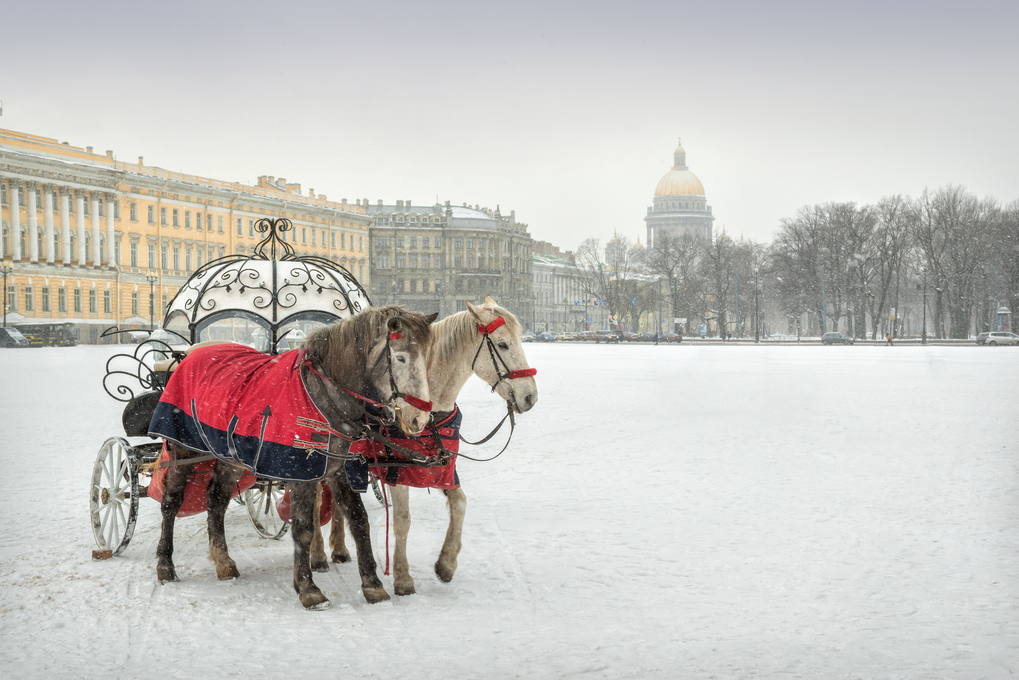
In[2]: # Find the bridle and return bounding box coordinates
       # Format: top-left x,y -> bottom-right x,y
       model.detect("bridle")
457,315 -> 537,459
367,330 -> 433,428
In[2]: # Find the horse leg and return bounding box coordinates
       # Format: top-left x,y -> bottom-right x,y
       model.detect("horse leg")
309,484 -> 330,573
329,494 -> 351,563
435,486 -> 467,583
332,478 -> 390,603
290,481 -> 329,610
390,485 -> 415,596
155,450 -> 197,584
206,463 -> 245,580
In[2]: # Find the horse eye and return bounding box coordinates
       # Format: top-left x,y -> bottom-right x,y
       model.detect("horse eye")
396,355 -> 407,364
498,342 -> 510,350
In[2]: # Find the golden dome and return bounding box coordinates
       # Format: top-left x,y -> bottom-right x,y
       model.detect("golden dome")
654,170 -> 705,196
653,137 -> 705,196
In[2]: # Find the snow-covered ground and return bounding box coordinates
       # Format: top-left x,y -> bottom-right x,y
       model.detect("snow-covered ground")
1,343 -> 1017,679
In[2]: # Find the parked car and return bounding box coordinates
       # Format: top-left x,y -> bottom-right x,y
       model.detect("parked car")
620,331 -> 640,342
821,332 -> 854,345
536,332 -> 556,342
0,327 -> 30,348
521,330 -> 536,343
985,331 -> 1019,346
576,330 -> 597,342
637,332 -> 658,343
660,331 -> 683,343
593,330 -> 620,343
975,332 -> 989,345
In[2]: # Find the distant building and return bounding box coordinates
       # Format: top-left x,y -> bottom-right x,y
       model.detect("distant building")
644,138 -> 715,246
367,200 -> 533,319
0,128 -> 369,342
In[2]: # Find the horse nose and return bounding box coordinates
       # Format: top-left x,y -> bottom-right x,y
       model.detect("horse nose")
524,393 -> 533,408
412,416 -> 423,432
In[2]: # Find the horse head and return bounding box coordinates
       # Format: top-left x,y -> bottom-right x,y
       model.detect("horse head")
465,298 -> 538,413
365,307 -> 437,435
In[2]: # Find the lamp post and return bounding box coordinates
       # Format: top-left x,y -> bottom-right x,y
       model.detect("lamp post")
1,264 -> 12,328
754,266 -> 760,343
145,273 -> 158,330
917,268 -> 928,345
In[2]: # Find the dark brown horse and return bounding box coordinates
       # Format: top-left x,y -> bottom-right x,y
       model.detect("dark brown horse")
154,306 -> 435,609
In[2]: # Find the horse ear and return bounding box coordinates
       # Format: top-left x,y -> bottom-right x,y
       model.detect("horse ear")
425,312 -> 439,325
387,317 -> 401,333
484,296 -> 498,308
464,300 -> 483,320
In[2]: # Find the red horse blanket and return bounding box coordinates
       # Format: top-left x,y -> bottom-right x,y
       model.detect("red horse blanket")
346,406 -> 462,490
148,344 -> 338,482
146,443 -> 257,517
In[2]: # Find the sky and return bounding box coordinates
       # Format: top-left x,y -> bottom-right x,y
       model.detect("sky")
2,0 -> 1017,251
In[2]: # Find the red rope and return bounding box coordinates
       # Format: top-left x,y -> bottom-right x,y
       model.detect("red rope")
381,481 -> 390,576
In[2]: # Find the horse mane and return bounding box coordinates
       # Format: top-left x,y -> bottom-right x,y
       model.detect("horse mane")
304,306 -> 433,389
432,302 -> 523,366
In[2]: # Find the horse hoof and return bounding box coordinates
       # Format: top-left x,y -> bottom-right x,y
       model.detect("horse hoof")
300,591 -> 330,610
216,564 -> 240,580
434,561 -> 456,583
157,565 -> 178,584
331,551 -> 351,564
394,580 -> 416,596
362,586 -> 391,604
311,560 -> 330,573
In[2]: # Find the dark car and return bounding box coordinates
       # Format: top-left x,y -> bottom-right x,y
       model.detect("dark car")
975,332 -> 989,345
660,331 -> 683,343
821,332 -> 854,345
536,332 -> 556,342
620,331 -> 640,342
637,332 -> 658,343
593,330 -> 620,343
521,330 -> 536,343
0,327 -> 30,348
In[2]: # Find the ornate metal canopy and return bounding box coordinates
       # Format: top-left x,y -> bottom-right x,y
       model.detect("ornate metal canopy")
162,217 -> 370,351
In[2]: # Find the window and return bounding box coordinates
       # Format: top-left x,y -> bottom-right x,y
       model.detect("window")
217,215 -> 223,233
249,219 -> 255,238
435,237 -> 441,248
173,209 -> 180,227
173,244 -> 180,271
0,183 -> 6,205
58,288 -> 66,312
148,243 -> 155,268
358,236 -> 363,251
208,214 -> 214,231
467,239 -> 473,248
434,280 -> 441,293
130,242 -> 138,267
98,199 -> 104,218
455,238 -> 462,249
454,254 -> 462,268
148,205 -> 155,224
24,286 -> 34,312
195,212 -> 202,230
422,237 -> 429,249
114,239 -> 121,265
422,255 -> 430,270
307,227 -> 313,245
185,246 -> 192,271
197,246 -> 204,268
160,207 -> 167,225
410,255 -> 418,269
236,218 -> 242,236
359,263 -> 364,281
114,201 -> 120,220
132,292 -> 139,315
341,233 -> 346,249
185,211 -> 191,229
397,236 -> 404,248
74,288 -> 81,313
130,203 -> 137,221
379,254 -> 388,269
161,243 -> 168,270
331,232 -> 336,248
321,230 -> 326,246
89,289 -> 97,313
84,199 -> 91,216
467,254 -> 474,269
410,237 -> 416,248
103,290 -> 111,314
6,285 -> 15,311
397,255 -> 405,268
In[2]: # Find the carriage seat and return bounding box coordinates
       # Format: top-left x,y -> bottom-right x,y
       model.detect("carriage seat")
152,340 -> 233,375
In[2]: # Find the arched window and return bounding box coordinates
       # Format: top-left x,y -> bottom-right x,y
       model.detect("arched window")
85,233 -> 92,263
99,235 -> 106,264
69,231 -> 76,261
53,230 -> 60,260
20,227 -> 27,257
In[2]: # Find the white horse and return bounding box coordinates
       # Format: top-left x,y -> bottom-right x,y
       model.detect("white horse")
321,298 -> 538,595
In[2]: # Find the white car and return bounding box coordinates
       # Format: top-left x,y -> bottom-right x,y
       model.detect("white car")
985,331 -> 1019,346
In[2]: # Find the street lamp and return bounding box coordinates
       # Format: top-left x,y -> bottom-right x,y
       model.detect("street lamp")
145,273 -> 158,330
1,264 -> 12,328
754,266 -> 760,343
916,268 -> 928,345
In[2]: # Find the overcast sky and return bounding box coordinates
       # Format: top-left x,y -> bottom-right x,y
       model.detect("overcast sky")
2,0 -> 1017,251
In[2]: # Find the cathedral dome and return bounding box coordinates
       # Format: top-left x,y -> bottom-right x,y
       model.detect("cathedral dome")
653,138 -> 705,196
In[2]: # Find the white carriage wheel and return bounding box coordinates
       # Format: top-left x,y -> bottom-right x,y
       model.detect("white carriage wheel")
90,437 -> 140,556
243,481 -> 290,540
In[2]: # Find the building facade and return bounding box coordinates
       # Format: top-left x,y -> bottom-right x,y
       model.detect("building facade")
530,253 -> 607,333
644,138 -> 715,247
1,129 -> 370,342
367,200 -> 533,320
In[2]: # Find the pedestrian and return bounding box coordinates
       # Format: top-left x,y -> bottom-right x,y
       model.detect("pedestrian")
886,332 -> 893,346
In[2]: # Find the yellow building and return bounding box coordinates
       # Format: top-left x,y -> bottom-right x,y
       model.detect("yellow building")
1,129 -> 371,342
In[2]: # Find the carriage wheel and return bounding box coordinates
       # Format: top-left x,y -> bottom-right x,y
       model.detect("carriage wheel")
369,475 -> 388,507
90,437 -> 140,556
243,481 -> 289,540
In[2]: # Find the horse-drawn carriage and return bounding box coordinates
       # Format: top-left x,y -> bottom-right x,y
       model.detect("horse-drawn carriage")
91,217 -> 377,557
90,216 -> 537,609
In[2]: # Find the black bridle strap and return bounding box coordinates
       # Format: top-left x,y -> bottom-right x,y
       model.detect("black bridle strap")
456,401 -> 516,462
